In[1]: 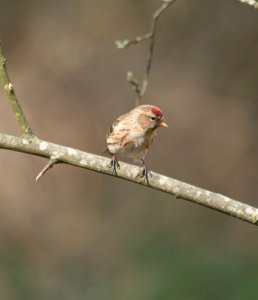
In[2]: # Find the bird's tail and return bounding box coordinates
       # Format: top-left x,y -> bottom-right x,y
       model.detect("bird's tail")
100,147 -> 111,154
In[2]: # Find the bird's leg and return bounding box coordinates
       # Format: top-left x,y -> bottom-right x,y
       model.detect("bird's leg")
109,154 -> 120,175
137,158 -> 152,185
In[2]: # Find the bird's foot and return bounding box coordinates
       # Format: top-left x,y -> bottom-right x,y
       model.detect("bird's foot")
109,156 -> 120,175
137,166 -> 152,185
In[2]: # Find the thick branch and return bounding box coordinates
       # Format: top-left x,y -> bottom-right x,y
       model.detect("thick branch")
0,43 -> 33,136
0,132 -> 257,226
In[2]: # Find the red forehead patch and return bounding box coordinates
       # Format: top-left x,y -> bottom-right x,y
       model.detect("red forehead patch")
151,106 -> 163,117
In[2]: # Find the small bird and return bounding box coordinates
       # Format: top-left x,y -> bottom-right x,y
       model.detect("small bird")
106,104 -> 168,181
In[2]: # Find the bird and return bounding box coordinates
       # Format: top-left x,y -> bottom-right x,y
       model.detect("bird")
105,104 -> 168,182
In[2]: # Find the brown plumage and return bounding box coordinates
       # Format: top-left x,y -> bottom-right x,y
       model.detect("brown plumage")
106,104 -> 168,181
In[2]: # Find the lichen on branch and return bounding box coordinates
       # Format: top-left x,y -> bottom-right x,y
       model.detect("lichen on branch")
0,42 -> 33,136
0,132 -> 258,226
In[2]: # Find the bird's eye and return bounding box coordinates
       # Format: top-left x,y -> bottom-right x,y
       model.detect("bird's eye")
150,117 -> 156,121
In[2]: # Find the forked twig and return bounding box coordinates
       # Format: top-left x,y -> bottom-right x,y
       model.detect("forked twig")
116,0 -> 177,106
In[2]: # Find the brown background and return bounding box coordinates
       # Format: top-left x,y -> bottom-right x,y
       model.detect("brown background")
0,0 -> 257,299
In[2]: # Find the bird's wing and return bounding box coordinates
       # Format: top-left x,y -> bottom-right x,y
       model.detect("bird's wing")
106,113 -> 130,138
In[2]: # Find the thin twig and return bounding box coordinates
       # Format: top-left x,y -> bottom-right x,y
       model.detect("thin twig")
126,71 -> 141,98
140,0 -> 176,98
0,132 -> 257,226
36,157 -> 59,181
116,0 -> 177,106
0,42 -> 33,136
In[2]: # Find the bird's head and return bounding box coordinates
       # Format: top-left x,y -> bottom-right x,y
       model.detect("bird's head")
150,105 -> 168,128
135,105 -> 168,131
144,105 -> 168,129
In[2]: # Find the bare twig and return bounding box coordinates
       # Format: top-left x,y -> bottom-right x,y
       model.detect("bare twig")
238,0 -> 258,9
36,157 -> 59,181
116,0 -> 177,106
126,71 -> 141,98
0,132 -> 257,226
117,0 -> 257,106
140,0 -> 176,98
0,43 -> 33,136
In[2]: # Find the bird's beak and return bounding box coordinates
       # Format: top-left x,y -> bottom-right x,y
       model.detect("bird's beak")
159,118 -> 168,127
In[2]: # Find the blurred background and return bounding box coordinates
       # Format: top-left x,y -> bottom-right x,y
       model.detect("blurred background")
0,0 -> 258,299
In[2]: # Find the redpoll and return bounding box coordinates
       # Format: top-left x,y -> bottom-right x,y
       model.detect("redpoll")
105,104 -> 168,181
